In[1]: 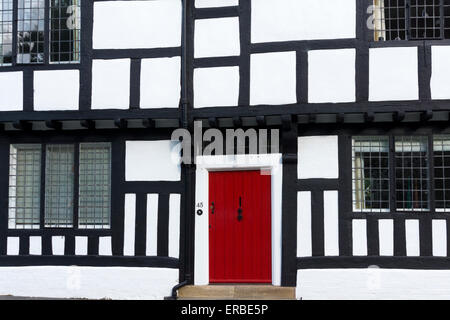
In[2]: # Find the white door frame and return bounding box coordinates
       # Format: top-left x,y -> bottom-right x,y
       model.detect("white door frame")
194,154 -> 283,286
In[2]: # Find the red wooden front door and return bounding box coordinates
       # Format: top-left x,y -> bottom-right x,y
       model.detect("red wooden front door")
209,170 -> 272,283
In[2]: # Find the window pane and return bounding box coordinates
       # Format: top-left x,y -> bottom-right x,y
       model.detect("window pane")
373,0 -> 408,41
409,0 -> 442,40
352,136 -> 390,212
50,0 -> 80,63
395,136 -> 429,211
8,144 -> 41,229
0,0 -> 13,66
434,135 -> 450,211
17,0 -> 45,64
45,144 -> 74,227
78,143 -> 111,229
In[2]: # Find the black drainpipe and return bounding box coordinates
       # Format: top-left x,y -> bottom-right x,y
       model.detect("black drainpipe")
165,0 -> 191,300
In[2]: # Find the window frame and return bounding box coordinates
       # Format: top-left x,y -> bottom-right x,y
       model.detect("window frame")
371,0 -> 450,42
351,134 -> 443,214
7,141 -> 112,230
0,0 -> 81,67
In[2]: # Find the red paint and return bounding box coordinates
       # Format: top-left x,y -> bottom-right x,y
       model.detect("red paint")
209,170 -> 272,283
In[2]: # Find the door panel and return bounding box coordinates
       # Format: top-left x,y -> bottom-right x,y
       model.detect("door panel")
209,170 -> 272,283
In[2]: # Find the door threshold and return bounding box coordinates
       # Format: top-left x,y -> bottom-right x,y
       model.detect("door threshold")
177,285 -> 296,300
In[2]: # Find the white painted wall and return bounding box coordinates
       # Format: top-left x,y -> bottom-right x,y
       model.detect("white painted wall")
195,0 -> 238,7
91,59 -> 130,110
29,236 -> 42,256
146,194 -> 159,256
324,191 -> 339,256
169,194 -> 181,259
352,220 -> 368,256
75,236 -> 88,256
379,219 -> 394,256
405,220 -> 420,257
6,237 -> 19,256
298,136 -> 339,179
52,236 -> 65,255
140,57 -> 181,109
34,70 -> 79,111
93,0 -> 181,49
0,72 -> 23,111
308,49 -> 356,103
98,237 -> 113,256
431,46 -> 450,100
250,51 -> 297,105
124,194 -> 136,256
432,220 -> 447,257
0,266 -> 178,300
297,191 -> 312,257
125,140 -> 181,181
194,66 -> 240,108
252,0 -> 356,43
297,269 -> 450,300
195,17 -> 240,58
369,47 -> 419,101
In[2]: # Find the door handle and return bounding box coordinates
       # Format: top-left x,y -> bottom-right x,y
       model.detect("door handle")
237,197 -> 243,221
210,202 -> 215,214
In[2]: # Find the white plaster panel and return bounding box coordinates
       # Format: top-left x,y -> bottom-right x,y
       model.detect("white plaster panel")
250,51 -> 297,105
140,57 -> 181,109
298,136 -> 339,179
195,17 -> 240,58
252,0 -> 356,43
433,220 -> 447,257
29,236 -> 42,256
125,140 -> 181,181
34,70 -> 79,110
431,46 -> 450,99
352,220 -> 367,256
146,194 -> 159,256
194,66 -> 240,108
324,191 -> 339,256
52,236 -> 65,256
124,194 -> 136,256
91,59 -> 130,110
75,237 -> 88,256
7,237 -> 19,256
0,72 -> 23,111
297,269 -> 450,300
405,220 -> 420,257
379,219 -> 394,256
297,191 -> 312,257
369,47 -> 419,101
195,0 -> 238,7
308,49 -> 356,103
98,237 -> 112,256
93,0 -> 181,49
0,266 -> 178,300
169,194 -> 181,259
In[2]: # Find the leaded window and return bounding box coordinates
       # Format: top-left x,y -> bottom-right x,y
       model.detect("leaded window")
8,144 -> 41,229
434,135 -> 450,212
78,143 -> 111,228
0,0 -> 80,66
8,142 -> 111,229
352,137 -> 390,212
372,0 -> 450,41
395,136 -> 429,211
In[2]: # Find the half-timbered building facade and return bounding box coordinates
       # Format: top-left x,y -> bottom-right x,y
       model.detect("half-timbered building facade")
1,0 -> 450,299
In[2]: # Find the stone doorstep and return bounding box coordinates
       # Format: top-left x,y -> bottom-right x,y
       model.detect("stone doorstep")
177,285 -> 296,300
